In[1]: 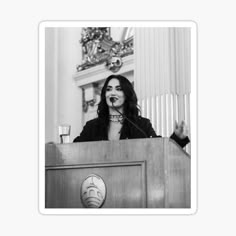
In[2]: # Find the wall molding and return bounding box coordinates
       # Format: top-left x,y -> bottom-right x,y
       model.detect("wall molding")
73,54 -> 134,87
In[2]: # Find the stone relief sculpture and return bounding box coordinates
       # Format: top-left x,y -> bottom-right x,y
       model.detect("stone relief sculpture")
77,27 -> 133,73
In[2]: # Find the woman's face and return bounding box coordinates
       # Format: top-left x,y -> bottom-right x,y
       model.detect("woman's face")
105,78 -> 125,108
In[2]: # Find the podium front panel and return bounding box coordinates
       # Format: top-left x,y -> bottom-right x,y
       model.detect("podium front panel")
46,161 -> 147,208
45,138 -> 190,208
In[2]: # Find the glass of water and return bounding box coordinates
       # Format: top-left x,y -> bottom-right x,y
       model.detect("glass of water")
58,124 -> 71,144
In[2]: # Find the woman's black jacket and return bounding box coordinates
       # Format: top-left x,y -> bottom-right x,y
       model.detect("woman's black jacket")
73,116 -> 190,148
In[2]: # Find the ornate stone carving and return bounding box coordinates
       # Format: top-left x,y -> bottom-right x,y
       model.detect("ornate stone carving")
77,27 -> 133,73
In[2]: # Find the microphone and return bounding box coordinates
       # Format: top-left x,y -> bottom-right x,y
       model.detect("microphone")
110,97 -> 116,103
110,97 -> 147,138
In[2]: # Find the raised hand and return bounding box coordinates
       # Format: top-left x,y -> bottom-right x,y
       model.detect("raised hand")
174,120 -> 188,139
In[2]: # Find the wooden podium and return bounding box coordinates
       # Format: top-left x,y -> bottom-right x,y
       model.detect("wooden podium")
45,138 -> 190,208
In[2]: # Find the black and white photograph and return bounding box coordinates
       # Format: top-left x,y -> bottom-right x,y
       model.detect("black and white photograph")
2,0 -> 236,235
39,21 -> 197,214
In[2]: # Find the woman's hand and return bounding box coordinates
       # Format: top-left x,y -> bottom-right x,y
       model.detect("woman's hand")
174,120 -> 188,139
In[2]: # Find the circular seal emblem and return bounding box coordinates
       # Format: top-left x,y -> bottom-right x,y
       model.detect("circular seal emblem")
80,174 -> 106,208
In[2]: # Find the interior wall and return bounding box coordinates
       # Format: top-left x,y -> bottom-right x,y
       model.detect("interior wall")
57,28 -> 83,143
45,28 -> 58,143
45,27 -> 83,143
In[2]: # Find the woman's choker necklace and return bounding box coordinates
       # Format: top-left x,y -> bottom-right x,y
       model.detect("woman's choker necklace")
109,114 -> 124,123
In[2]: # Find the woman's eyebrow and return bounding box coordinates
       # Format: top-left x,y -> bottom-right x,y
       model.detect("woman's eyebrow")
106,85 -> 121,88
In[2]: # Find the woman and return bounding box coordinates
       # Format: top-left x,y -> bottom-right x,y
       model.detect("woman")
74,74 -> 190,148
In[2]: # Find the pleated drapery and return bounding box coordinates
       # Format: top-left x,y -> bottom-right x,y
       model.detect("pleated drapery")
134,27 -> 191,152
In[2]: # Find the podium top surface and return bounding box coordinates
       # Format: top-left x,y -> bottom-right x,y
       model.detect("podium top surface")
45,137 -> 190,167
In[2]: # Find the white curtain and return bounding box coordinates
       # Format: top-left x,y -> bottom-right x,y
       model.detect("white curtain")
134,27 -> 191,152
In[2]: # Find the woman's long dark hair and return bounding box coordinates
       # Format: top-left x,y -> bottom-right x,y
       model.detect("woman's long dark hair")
97,74 -> 140,127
